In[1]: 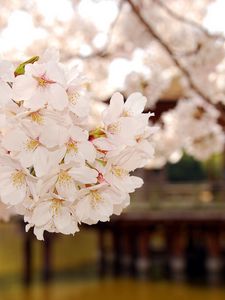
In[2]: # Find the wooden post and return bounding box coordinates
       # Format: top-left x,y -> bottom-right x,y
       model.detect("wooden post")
43,233 -> 52,282
136,229 -> 149,279
24,230 -> 32,285
112,225 -> 123,276
98,228 -> 107,277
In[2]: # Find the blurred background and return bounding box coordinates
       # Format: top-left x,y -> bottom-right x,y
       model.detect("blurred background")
1,0 -> 225,299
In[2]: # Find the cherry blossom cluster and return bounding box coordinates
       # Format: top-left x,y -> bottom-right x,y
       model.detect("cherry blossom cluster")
147,97 -> 225,169
0,50 -> 155,239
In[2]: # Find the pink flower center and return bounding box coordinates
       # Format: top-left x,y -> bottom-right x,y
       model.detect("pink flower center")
34,74 -> 56,87
66,138 -> 78,153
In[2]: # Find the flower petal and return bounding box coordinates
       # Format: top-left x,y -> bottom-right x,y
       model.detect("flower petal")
103,92 -> 124,125
2,129 -> 27,152
124,92 -> 147,115
48,84 -> 68,111
78,141 -> 96,163
31,202 -> 52,227
69,166 -> 98,184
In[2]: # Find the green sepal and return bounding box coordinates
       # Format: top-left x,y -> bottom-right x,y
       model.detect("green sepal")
14,56 -> 39,76
96,159 -> 107,167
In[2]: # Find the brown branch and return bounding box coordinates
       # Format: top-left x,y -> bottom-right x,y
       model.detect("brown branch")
154,0 -> 225,57
125,0 -> 213,105
153,0 -> 225,42
176,43 -> 203,58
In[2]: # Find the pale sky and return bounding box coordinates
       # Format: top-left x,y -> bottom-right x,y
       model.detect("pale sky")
204,0 -> 225,34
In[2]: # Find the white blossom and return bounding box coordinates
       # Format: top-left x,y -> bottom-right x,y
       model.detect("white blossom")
13,61 -> 68,110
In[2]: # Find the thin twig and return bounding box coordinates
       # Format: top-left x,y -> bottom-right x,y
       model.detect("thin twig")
73,1 -> 123,60
153,0 -> 225,42
125,0 -> 212,104
126,0 -> 225,127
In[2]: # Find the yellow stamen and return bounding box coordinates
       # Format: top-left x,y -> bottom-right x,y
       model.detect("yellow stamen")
66,139 -> 78,153
57,171 -> 73,185
89,190 -> 102,208
82,82 -> 90,90
51,198 -> 64,215
38,77 -> 48,87
112,166 -> 128,177
90,190 -> 102,202
107,122 -> 120,134
26,139 -> 39,151
68,91 -> 80,104
33,75 -> 55,87
29,112 -> 43,124
122,110 -> 130,117
11,170 -> 25,187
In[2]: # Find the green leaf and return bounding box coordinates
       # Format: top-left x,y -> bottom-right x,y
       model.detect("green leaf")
14,56 -> 39,76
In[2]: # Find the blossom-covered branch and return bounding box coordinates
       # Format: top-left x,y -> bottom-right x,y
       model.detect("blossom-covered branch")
153,0 -> 225,42
0,49 -> 155,239
125,0 -> 215,105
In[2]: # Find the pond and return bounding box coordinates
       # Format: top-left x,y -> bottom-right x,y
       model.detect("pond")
1,279 -> 225,300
